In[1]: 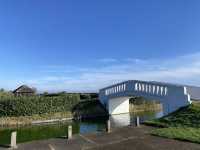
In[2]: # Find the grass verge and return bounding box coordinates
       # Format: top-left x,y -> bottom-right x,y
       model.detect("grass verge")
145,102 -> 200,143
151,127 -> 200,144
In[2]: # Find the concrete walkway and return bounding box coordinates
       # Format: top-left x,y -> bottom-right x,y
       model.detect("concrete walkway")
1,125 -> 200,150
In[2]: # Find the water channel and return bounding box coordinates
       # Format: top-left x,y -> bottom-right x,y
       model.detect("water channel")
0,110 -> 163,145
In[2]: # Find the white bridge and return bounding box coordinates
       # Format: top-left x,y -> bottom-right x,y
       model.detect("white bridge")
98,80 -> 199,115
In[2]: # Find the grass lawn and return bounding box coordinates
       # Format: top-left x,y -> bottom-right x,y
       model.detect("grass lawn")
145,102 -> 200,143
151,127 -> 200,143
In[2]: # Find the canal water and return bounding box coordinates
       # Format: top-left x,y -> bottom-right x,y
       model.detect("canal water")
0,110 -> 163,145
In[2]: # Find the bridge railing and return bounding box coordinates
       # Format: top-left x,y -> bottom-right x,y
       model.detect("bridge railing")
104,83 -> 127,96
99,80 -> 190,100
134,82 -> 168,97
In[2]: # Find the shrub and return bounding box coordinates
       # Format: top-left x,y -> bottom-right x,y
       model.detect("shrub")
0,94 -> 80,117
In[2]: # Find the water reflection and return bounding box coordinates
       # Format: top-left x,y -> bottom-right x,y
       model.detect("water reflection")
79,122 -> 106,134
109,110 -> 163,128
0,110 -> 163,145
110,114 -> 130,128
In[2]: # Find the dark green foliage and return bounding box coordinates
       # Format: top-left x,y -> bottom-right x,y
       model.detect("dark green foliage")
0,94 -> 80,117
42,91 -> 70,97
88,93 -> 98,99
0,90 -> 14,98
80,93 -> 98,100
72,99 -> 107,119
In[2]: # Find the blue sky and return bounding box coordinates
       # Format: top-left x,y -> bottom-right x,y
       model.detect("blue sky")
0,0 -> 200,92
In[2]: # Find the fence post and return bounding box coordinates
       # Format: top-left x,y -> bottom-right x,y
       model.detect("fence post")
135,116 -> 140,127
68,125 -> 72,139
106,119 -> 111,133
10,131 -> 17,149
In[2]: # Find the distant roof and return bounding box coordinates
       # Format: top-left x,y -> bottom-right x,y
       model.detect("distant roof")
13,85 -> 35,93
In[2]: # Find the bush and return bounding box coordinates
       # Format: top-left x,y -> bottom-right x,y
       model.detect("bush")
0,94 -> 80,117
72,99 -> 107,119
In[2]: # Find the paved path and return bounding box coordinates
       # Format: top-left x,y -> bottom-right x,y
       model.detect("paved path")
1,125 -> 200,150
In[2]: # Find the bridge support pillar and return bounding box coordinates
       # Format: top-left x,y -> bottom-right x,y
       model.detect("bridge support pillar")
108,97 -> 130,115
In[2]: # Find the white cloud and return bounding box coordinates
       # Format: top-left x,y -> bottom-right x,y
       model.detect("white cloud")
4,52 -> 200,92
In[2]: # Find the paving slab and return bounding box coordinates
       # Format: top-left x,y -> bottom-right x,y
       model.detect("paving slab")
0,125 -> 199,150
17,135 -> 96,150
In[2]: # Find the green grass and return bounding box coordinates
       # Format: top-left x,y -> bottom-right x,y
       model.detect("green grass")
146,103 -> 200,127
0,122 -> 80,145
145,102 -> 200,143
151,127 -> 200,144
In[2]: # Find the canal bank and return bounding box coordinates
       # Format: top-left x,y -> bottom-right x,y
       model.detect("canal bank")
0,98 -> 163,146
4,125 -> 199,150
0,97 -> 162,127
0,111 -> 162,146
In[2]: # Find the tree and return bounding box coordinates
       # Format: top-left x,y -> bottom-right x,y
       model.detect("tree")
0,88 -> 4,92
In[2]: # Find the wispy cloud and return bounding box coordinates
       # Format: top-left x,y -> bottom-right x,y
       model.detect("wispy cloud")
124,58 -> 147,64
5,52 -> 200,92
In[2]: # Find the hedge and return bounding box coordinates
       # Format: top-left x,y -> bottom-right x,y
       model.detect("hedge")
0,94 -> 80,117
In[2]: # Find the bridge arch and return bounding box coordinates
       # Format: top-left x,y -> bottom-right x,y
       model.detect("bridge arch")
99,80 -> 192,115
